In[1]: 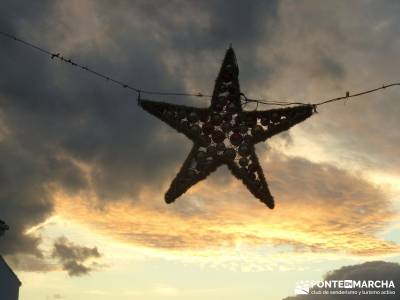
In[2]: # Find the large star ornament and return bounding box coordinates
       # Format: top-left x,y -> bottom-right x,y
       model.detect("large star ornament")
139,47 -> 315,208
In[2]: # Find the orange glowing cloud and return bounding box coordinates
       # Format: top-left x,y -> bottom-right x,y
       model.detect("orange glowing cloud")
52,152 -> 399,259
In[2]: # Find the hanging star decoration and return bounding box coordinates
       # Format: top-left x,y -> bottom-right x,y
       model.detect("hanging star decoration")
139,47 -> 315,208
1,32 -> 399,209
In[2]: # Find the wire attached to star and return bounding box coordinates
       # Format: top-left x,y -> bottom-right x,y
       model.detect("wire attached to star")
1,30 -> 399,109
2,30 -> 400,207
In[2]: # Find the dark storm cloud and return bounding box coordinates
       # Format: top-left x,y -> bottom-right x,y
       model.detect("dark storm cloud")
283,261 -> 400,300
52,236 -> 101,276
0,0 -> 279,264
105,0 -> 279,95
265,0 -> 400,173
310,53 -> 345,81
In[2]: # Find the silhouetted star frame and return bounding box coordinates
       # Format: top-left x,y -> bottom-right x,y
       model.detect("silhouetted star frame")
139,47 -> 315,208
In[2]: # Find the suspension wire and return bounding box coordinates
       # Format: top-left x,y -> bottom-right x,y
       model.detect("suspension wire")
0,31 -> 211,98
242,97 -> 308,107
241,83 -> 400,108
314,83 -> 400,106
1,30 -> 399,108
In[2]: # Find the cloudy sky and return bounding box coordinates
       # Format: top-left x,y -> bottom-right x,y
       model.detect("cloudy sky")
0,1 -> 399,299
